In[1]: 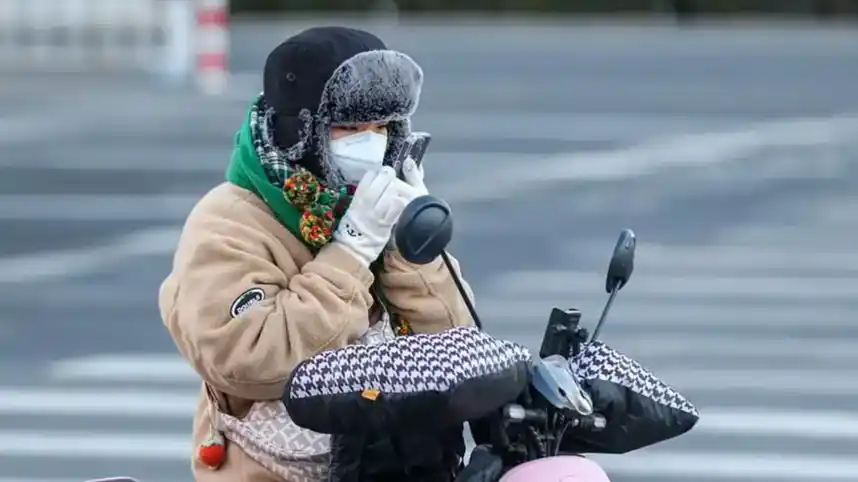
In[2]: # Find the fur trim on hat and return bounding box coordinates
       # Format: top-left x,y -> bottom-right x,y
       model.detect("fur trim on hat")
275,49 -> 423,188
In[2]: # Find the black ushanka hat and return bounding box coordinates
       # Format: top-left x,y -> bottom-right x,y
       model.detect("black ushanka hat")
263,26 -> 423,188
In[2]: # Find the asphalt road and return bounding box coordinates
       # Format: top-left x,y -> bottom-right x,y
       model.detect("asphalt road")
1,21 -> 858,482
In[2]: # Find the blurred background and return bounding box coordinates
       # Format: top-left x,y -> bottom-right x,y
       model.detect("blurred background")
1,0 -> 857,481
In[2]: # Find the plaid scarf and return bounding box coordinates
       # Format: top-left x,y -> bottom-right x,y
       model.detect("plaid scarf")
250,95 -> 297,188
227,95 -> 353,248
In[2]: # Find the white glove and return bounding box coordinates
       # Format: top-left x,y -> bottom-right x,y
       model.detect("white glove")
385,156 -> 431,254
334,166 -> 417,265
401,156 -> 429,199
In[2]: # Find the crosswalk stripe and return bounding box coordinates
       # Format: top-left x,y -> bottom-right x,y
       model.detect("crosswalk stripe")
0,388 -> 197,417
562,242 -> 858,273
0,117 -> 62,145
0,227 -> 181,285
592,450 -> 858,480
475,298 -> 854,329
0,194 -> 199,222
639,368 -> 858,396
697,408 -> 858,439
50,354 -> 198,384
629,244 -> 858,273
721,223 -> 858,250
590,335 -> 858,361
485,270 -> 858,301
0,431 -> 188,460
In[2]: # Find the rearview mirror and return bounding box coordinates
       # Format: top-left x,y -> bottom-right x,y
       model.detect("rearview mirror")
605,228 -> 636,293
393,195 -> 453,265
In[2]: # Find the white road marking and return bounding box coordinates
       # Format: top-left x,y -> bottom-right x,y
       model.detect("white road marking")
443,114 -> 858,202
484,269 -> 858,301
0,227 -> 180,284
0,194 -> 198,221
0,388 -> 198,417
50,353 -> 198,383
592,450 -> 858,480
0,431 -> 189,460
475,297 -> 855,329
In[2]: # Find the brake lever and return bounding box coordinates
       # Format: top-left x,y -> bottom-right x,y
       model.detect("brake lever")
562,412 -> 607,431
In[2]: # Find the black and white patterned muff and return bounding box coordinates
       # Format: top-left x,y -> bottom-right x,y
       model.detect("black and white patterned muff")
563,341 -> 700,454
283,326 -> 533,434
208,314 -> 401,482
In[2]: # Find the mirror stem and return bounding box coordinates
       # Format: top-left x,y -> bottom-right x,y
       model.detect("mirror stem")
590,287 -> 619,343
441,251 -> 483,330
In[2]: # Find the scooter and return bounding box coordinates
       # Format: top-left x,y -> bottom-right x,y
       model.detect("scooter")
391,195 -> 698,482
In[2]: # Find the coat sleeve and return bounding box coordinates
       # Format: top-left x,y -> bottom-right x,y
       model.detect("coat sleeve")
377,249 -> 475,333
159,219 -> 374,401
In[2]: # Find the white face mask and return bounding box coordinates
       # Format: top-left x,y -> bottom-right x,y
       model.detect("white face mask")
329,131 -> 389,184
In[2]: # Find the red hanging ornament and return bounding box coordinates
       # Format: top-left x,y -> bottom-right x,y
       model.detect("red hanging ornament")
197,429 -> 226,470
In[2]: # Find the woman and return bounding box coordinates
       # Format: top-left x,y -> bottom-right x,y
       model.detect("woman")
159,26 -> 473,482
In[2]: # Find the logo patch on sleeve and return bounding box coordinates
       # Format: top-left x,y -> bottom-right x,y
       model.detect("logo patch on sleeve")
229,288 -> 266,318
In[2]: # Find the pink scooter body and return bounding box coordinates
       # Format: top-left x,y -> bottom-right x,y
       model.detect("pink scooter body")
499,455 -> 611,482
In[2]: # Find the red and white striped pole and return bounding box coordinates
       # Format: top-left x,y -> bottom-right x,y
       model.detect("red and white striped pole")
194,0 -> 229,95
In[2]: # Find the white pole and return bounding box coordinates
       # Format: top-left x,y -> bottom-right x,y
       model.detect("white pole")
161,0 -> 193,83
194,0 -> 229,95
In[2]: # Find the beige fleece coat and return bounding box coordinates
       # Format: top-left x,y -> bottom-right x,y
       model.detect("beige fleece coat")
159,182 -> 473,482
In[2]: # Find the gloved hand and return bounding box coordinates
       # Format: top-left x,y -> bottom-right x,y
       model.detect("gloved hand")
401,156 -> 429,199
385,157 -> 430,254
328,428 -> 465,482
334,166 -> 417,266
